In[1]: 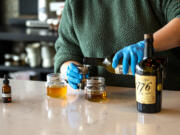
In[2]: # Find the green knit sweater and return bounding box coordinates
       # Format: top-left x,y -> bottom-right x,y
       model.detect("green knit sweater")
55,0 -> 180,89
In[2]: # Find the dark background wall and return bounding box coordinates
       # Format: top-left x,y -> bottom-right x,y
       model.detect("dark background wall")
19,0 -> 65,16
0,1 -> 5,25
0,0 -> 65,25
19,0 -> 37,15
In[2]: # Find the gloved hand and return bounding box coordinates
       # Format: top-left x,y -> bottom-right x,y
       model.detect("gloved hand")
67,63 -> 88,89
112,41 -> 144,75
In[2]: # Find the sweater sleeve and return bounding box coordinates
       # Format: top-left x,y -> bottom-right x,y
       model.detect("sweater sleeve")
161,0 -> 180,22
54,0 -> 83,73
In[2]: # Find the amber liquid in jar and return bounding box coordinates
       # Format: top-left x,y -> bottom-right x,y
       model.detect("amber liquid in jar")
47,85 -> 67,99
85,91 -> 106,102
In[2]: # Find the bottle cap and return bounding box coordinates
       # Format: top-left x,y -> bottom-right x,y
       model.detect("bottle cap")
3,74 -> 9,85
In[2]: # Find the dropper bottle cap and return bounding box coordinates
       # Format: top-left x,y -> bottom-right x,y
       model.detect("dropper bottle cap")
3,74 -> 9,85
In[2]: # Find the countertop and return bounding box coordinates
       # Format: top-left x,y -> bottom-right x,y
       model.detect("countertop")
0,79 -> 180,135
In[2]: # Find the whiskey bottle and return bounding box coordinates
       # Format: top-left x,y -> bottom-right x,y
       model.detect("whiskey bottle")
135,34 -> 163,113
83,55 -> 132,75
2,75 -> 12,103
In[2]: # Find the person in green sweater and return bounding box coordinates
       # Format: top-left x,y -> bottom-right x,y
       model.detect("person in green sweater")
55,0 -> 180,90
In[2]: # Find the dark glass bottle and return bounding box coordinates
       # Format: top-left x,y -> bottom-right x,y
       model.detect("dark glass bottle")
83,55 -> 132,75
135,34 -> 163,113
2,75 -> 12,103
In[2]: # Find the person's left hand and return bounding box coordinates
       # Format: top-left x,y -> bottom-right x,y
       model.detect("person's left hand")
112,41 -> 144,75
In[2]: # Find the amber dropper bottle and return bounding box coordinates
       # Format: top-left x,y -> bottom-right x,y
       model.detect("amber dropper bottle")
2,75 -> 12,103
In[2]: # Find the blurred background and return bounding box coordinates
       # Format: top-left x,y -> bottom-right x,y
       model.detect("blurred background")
0,0 -> 65,81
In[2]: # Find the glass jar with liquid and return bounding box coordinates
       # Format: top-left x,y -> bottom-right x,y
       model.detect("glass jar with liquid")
85,77 -> 106,102
46,73 -> 67,99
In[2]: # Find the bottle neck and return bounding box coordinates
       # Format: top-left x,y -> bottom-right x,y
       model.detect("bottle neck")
143,38 -> 154,59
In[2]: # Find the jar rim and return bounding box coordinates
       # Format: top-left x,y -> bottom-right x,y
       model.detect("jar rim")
47,73 -> 65,82
86,77 -> 105,83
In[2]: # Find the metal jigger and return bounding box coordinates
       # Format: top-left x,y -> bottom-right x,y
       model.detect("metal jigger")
77,65 -> 89,90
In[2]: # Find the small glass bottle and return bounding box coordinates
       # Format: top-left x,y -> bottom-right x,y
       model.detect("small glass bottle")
2,75 -> 12,103
85,77 -> 106,102
46,73 -> 67,99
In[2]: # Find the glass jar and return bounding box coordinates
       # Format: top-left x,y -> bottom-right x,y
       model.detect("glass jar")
46,73 -> 67,99
85,77 -> 106,102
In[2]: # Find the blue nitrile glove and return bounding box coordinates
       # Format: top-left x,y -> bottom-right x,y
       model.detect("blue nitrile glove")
67,63 -> 88,89
112,41 -> 144,75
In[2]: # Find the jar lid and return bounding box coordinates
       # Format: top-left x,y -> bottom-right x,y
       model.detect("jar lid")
47,18 -> 53,24
12,55 -> 20,61
52,19 -> 59,25
4,54 -> 12,59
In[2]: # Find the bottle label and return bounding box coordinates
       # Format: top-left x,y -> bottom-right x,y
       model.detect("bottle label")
2,93 -> 11,98
135,74 -> 156,104
115,65 -> 132,75
115,65 -> 123,74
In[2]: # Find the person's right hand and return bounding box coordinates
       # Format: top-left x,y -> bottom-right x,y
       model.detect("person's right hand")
67,63 -> 87,89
